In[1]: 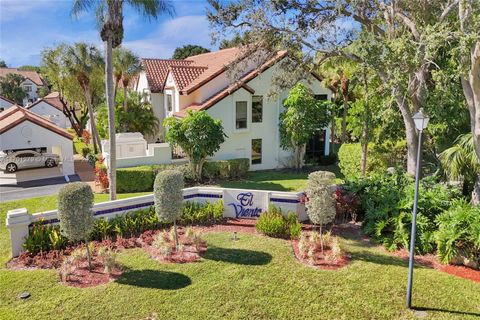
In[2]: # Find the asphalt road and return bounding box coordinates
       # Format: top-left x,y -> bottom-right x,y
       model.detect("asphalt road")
0,175 -> 81,202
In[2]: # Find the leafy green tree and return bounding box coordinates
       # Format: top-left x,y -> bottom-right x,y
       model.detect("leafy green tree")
279,83 -> 330,170
97,91 -> 159,138
17,65 -> 41,72
172,44 -> 210,59
72,0 -> 174,201
0,74 -> 27,104
154,170 -> 184,250
208,0 -> 462,176
219,32 -> 251,49
113,47 -> 142,110
0,60 -> 7,68
164,110 -> 227,181
57,182 -> 95,270
64,43 -> 104,153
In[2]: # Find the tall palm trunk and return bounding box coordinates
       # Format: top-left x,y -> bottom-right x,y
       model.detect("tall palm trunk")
105,38 -> 117,200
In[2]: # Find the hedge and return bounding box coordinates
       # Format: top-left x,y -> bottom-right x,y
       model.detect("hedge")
116,158 -> 250,193
338,143 -> 385,179
116,166 -> 155,193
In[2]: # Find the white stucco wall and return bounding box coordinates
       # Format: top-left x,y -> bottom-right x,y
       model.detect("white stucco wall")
27,101 -> 70,128
21,79 -> 40,103
0,120 -> 74,175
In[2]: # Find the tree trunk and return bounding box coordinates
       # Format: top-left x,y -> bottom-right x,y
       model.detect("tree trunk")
319,224 -> 324,255
85,240 -> 92,271
85,93 -> 99,154
293,144 -> 306,170
472,174 -> 480,205
394,93 -> 419,175
173,220 -> 179,251
122,84 -> 128,132
105,38 -> 117,201
360,68 -> 370,176
341,95 -> 348,143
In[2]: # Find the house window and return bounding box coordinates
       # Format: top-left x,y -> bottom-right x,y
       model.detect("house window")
166,94 -> 172,112
251,139 -> 262,164
315,94 -> 328,101
23,85 -> 32,92
252,96 -> 263,123
235,101 -> 248,129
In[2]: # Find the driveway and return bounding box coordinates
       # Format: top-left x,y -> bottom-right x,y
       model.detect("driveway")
0,158 -> 94,202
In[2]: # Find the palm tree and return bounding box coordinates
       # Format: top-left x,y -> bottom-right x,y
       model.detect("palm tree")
63,43 -> 104,153
440,133 -> 480,204
72,0 -> 174,201
113,47 -> 142,111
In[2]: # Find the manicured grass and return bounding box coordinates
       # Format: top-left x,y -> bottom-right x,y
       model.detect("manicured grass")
0,192 -> 151,266
218,165 -> 343,191
0,232 -> 479,319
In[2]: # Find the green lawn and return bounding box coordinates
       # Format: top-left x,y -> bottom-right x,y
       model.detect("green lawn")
0,231 -> 478,319
218,165 -> 343,192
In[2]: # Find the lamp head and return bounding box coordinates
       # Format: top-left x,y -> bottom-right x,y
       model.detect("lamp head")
412,108 -> 429,131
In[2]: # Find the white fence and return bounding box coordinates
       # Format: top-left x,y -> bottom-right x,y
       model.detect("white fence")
6,187 -> 306,257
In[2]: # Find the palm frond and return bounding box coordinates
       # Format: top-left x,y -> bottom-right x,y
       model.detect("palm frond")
127,0 -> 175,20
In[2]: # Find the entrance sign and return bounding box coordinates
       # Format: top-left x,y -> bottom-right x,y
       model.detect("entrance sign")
224,189 -> 268,218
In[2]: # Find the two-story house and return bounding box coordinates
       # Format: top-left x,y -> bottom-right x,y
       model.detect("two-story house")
0,68 -> 47,105
135,47 -> 332,170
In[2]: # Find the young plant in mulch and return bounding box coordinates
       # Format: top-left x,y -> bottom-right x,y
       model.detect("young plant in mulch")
57,182 -> 123,287
151,169 -> 206,262
293,231 -> 349,269
58,244 -> 122,288
147,227 -> 207,263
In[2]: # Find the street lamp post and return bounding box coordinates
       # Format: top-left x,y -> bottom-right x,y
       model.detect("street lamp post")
406,109 -> 430,309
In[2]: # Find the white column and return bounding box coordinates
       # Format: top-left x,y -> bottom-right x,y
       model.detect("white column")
60,140 -> 75,176
6,208 -> 32,257
324,127 -> 331,156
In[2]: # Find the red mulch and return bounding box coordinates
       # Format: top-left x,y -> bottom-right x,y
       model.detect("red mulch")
196,218 -> 259,234
145,230 -> 207,263
60,260 -> 122,288
291,239 -> 350,270
389,248 -> 480,283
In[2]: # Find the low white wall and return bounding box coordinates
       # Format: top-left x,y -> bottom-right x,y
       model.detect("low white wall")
5,187 -> 306,257
103,143 -> 177,168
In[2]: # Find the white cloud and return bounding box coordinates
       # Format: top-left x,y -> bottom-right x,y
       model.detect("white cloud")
123,15 -> 212,59
0,0 -> 57,21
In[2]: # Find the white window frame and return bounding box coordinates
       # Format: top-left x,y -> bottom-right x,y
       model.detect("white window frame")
234,101 -> 249,132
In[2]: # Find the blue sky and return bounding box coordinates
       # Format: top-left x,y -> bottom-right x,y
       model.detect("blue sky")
0,0 -> 214,67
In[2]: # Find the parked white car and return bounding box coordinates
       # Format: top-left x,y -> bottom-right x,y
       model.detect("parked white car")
0,150 -> 60,173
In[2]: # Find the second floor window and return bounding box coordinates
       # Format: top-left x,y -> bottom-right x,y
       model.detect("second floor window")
252,96 -> 263,123
236,101 -> 247,129
23,85 -> 32,92
166,94 -> 172,112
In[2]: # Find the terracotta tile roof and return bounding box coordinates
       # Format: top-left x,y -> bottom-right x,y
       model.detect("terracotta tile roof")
169,65 -> 208,91
26,91 -> 65,112
0,95 -> 15,106
174,50 -> 289,118
179,47 -> 245,94
0,105 -> 72,139
0,68 -> 46,86
141,59 -> 193,92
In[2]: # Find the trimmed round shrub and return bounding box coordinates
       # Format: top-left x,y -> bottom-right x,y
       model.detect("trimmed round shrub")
154,170 -> 184,223
57,182 -> 94,242
305,171 -> 336,227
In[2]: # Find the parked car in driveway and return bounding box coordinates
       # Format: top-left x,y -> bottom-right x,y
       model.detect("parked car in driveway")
0,150 -> 60,173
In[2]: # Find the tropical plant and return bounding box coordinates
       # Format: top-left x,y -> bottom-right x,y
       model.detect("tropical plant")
172,44 -> 210,59
57,182 -> 95,270
72,0 -> 174,201
279,83 -> 331,169
0,73 -> 27,104
113,47 -> 142,112
154,170 -> 184,250
164,110 -> 227,181
435,200 -> 480,269
440,133 -> 480,199
63,43 -> 104,153
255,205 -> 301,239
97,91 -> 159,138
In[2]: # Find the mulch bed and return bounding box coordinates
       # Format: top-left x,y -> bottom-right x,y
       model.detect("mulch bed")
60,260 -> 122,288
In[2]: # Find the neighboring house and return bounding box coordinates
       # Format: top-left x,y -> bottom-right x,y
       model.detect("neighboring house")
135,47 -> 332,170
26,92 -> 70,129
0,95 -> 15,112
0,105 -> 75,177
0,68 -> 47,105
